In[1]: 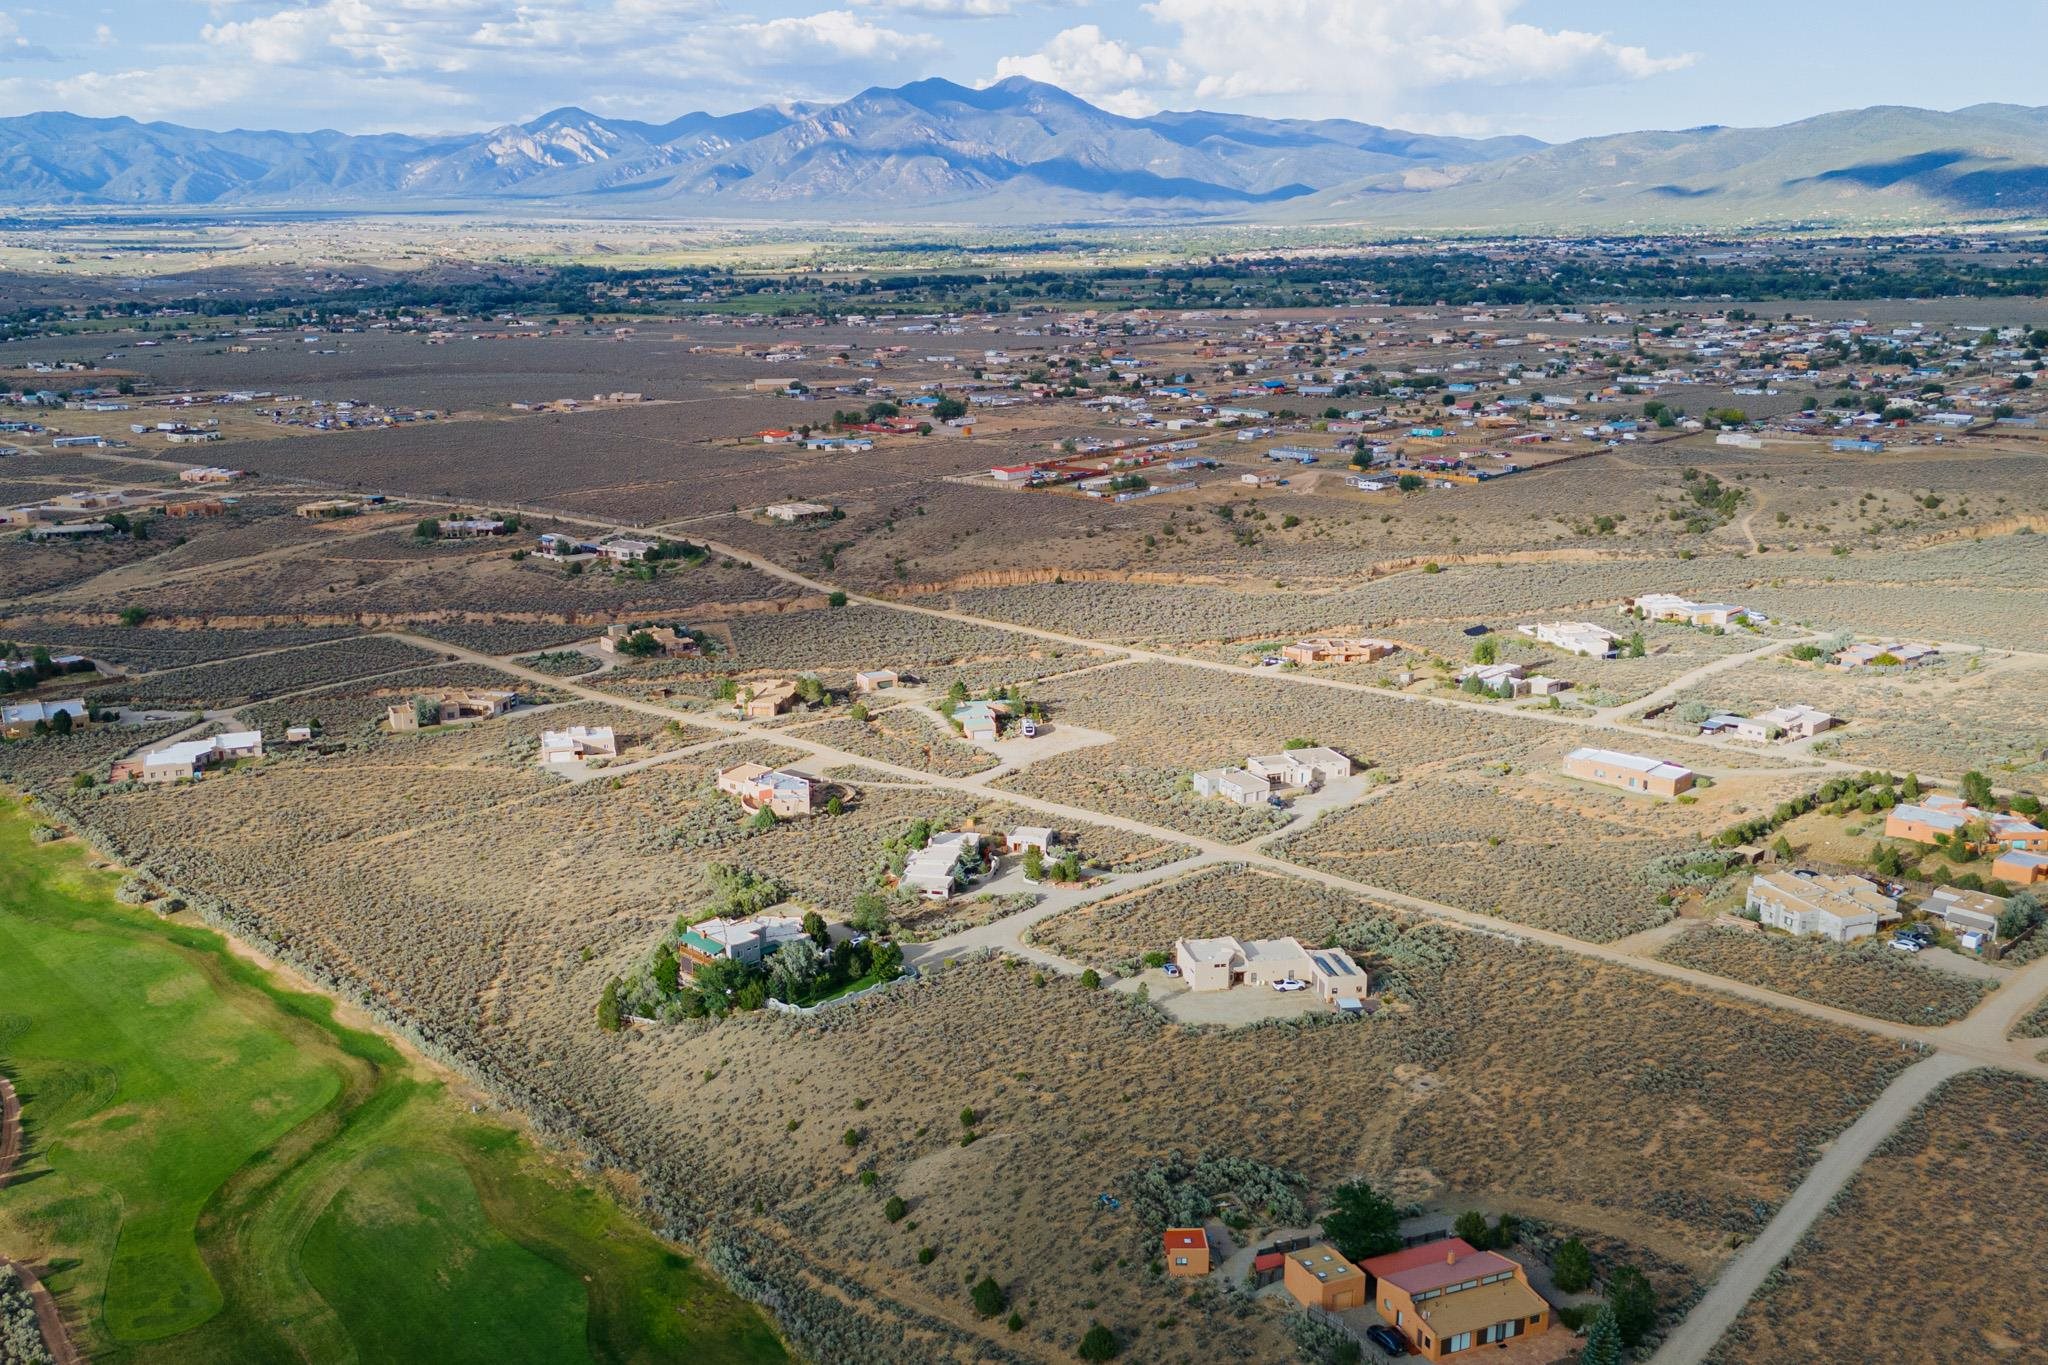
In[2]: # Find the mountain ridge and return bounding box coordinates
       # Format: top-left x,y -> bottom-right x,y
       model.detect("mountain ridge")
2,79 -> 2046,228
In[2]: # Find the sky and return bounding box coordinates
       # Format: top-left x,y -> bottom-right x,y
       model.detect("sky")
1,0 -> 2043,141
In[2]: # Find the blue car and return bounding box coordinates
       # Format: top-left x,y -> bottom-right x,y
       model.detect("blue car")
1365,1324 -> 1409,1356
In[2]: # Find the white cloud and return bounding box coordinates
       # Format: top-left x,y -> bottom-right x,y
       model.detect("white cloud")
856,0 -> 1018,16
993,0 -> 1690,122
736,9 -> 938,62
93,23 -> 115,48
991,24 -> 1165,117
1142,0 -> 1691,108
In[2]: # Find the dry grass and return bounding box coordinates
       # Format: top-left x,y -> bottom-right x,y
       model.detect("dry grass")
1708,1071 -> 2048,1364
991,660 -> 1545,841
788,710 -> 997,779
88,634 -> 442,707
1654,925 -> 1995,1025
1276,754 -> 1814,942
1656,651 -> 2048,790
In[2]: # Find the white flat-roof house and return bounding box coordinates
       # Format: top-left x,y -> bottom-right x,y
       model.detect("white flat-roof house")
1192,767 -> 1272,805
901,830 -> 982,900
111,730 -> 264,783
1625,593 -> 1752,628
1244,747 -> 1353,789
1746,870 -> 1897,943
1172,936 -> 1369,1009
1522,621 -> 1620,657
539,725 -> 617,764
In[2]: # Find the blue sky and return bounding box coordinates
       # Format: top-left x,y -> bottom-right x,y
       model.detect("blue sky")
2,1 -> 2042,139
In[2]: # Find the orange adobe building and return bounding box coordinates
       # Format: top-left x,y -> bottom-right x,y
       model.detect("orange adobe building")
1282,1243 -> 1367,1310
1361,1239 -> 1550,1360
1163,1228 -> 1210,1277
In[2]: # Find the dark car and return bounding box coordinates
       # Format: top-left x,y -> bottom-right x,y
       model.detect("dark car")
1365,1324 -> 1409,1356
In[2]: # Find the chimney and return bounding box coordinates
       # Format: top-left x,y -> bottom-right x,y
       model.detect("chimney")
1446,1248 -> 1458,1265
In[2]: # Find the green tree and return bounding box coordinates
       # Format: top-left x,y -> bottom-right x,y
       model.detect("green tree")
1606,1264 -> 1656,1348
885,1195 -> 908,1222
850,893 -> 891,935
827,590 -> 849,608
596,978 -> 624,1032
118,606 -> 149,627
1077,1323 -> 1120,1361
1627,631 -> 1645,658
803,909 -> 829,945
971,1276 -> 1007,1317
1578,1305 -> 1622,1365
415,517 -> 440,539
1319,1181 -> 1402,1262
1902,772 -> 1921,800
49,708 -> 73,736
1961,770 -> 1996,809
1079,968 -> 1102,990
1771,834 -> 1794,861
1998,891 -> 2044,940
749,805 -> 777,832
1553,1237 -> 1593,1294
1471,636 -> 1500,665
1453,1209 -> 1490,1247
1021,844 -> 1045,881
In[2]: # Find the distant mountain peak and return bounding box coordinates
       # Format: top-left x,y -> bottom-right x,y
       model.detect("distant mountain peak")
0,81 -> 2034,228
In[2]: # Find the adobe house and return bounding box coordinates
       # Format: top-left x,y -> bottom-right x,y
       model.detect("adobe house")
1163,1228 -> 1210,1278
1361,1239 -> 1550,1360
1282,1244 -> 1366,1311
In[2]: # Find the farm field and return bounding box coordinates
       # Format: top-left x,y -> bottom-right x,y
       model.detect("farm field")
0,797 -> 786,1365
1706,1070 -> 2048,1364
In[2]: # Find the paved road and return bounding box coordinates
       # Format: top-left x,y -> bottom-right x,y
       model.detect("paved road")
1648,1052 -> 1977,1365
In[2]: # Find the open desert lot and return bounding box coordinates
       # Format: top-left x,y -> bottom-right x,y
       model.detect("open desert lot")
1705,1070 -> 2048,1363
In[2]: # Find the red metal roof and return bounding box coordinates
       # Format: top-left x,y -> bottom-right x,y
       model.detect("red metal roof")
1164,1228 -> 1208,1251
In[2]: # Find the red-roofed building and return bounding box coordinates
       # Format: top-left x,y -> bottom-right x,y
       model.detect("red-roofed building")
1163,1228 -> 1210,1277
1361,1239 -> 1550,1360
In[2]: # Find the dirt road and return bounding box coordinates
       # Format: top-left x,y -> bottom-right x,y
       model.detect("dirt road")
1647,1052 -> 1976,1365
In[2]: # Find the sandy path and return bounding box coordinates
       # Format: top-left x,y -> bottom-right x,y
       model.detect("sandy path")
1648,1053 -> 1976,1365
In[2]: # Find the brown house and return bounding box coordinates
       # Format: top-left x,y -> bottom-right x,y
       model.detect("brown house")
1562,746 -> 1695,798
1361,1239 -> 1550,1361
1282,1243 -> 1367,1311
386,688 -> 516,732
738,680 -> 800,718
1163,1228 -> 1210,1278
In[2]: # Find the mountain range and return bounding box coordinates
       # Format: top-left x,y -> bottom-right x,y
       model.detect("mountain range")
6,77 -> 2048,229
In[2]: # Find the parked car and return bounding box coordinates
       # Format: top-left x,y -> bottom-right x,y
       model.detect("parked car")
1163,963 -> 1180,978
1364,1324 -> 1409,1356
1260,656 -> 1285,667
1267,795 -> 1287,808
1272,978 -> 1307,993
1889,934 -> 1924,953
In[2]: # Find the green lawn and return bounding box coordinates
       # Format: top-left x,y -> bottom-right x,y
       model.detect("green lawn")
0,797 -> 787,1364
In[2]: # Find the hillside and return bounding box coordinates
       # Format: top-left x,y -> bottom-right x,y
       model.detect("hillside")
1,83 -> 2047,229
